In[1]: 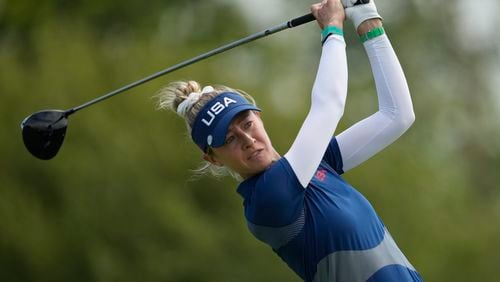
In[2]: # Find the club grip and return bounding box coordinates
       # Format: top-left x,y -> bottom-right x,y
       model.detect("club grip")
288,13 -> 316,28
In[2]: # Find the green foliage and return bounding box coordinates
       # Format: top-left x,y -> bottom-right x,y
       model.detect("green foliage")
1,0 -> 499,281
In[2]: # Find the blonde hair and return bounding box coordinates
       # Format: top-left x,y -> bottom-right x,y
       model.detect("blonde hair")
156,80 -> 257,180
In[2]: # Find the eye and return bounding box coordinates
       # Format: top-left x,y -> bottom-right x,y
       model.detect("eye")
244,120 -> 253,129
225,136 -> 235,144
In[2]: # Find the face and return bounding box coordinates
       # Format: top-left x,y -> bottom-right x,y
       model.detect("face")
203,110 -> 280,179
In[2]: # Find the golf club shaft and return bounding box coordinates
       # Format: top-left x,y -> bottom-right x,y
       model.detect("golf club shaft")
66,13 -> 316,116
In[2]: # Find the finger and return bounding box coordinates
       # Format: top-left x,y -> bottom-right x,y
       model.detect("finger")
311,2 -> 323,10
310,3 -> 322,15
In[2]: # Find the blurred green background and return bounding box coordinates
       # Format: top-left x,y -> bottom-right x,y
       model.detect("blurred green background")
1,0 -> 499,281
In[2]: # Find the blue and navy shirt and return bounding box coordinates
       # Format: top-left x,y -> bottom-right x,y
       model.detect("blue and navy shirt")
237,138 -> 423,282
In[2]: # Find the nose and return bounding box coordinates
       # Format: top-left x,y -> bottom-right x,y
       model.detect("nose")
239,131 -> 256,150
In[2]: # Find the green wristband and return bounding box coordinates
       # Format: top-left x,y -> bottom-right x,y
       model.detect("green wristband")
321,26 -> 344,44
359,26 -> 385,43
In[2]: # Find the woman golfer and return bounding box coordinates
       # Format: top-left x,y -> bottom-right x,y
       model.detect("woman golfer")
157,0 -> 422,281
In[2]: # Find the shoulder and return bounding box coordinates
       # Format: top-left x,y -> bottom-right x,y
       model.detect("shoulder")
238,158 -> 305,226
238,158 -> 297,194
256,158 -> 302,196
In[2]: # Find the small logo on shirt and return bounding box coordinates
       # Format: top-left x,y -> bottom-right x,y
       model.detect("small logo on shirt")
315,169 -> 327,182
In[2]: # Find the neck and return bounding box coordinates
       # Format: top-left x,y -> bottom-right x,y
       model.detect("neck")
271,147 -> 281,161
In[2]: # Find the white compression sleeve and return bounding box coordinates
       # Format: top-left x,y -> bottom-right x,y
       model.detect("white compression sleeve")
284,35 -> 348,188
337,34 -> 415,172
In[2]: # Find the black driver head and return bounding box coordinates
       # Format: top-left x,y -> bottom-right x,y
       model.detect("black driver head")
21,110 -> 68,160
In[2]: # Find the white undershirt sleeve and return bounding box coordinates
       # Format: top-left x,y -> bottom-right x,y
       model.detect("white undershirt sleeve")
284,35 -> 348,188
336,34 -> 415,172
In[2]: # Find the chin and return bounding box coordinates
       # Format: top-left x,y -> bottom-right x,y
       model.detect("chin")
245,151 -> 274,172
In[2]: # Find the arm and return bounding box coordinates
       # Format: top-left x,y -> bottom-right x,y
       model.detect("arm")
337,21 -> 415,172
284,0 -> 348,188
285,35 -> 348,187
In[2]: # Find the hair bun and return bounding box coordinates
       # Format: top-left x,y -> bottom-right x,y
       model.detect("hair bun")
156,80 -> 202,114
179,81 -> 202,98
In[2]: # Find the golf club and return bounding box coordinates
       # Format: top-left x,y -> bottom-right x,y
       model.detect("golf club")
20,13 -> 317,160
21,1 -> 370,160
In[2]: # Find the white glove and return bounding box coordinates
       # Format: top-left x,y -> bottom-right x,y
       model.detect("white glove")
342,0 -> 382,30
341,0 -> 367,7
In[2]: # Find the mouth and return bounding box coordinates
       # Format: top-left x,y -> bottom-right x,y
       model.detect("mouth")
248,149 -> 263,160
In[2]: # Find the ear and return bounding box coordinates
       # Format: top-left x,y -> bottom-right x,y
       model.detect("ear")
203,152 -> 223,167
